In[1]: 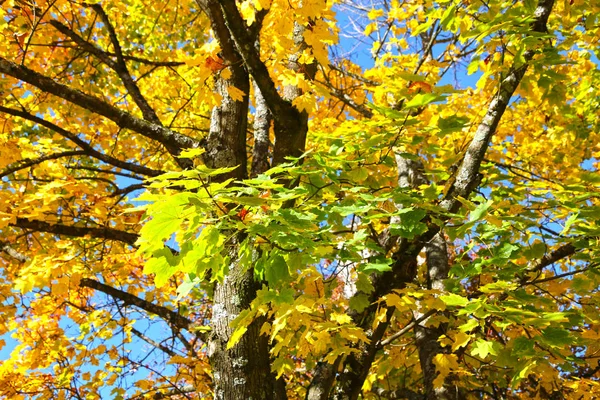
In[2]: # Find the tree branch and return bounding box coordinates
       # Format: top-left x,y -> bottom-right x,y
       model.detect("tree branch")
379,309 -> 437,348
83,4 -> 162,124
0,105 -> 163,177
11,217 -> 139,245
0,57 -> 197,169
214,0 -> 308,165
251,78 -> 272,177
111,183 -> 146,197
215,0 -> 289,119
0,150 -> 85,179
319,79 -> 373,118
439,0 -> 555,213
130,326 -> 178,357
372,387 -> 423,400
0,241 -> 29,263
525,242 -> 577,275
525,265 -> 596,286
80,277 -> 205,341
328,63 -> 381,87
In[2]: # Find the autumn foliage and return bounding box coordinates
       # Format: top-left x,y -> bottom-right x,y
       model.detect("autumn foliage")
0,0 -> 599,399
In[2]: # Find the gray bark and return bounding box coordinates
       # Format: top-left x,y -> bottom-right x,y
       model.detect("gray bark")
198,3 -> 280,398
251,80 -> 272,177
414,233 -> 457,400
414,2 -> 555,398
440,0 -> 555,214
203,75 -> 249,181
208,255 -> 276,400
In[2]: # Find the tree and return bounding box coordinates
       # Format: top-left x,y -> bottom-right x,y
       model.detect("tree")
0,0 -> 599,398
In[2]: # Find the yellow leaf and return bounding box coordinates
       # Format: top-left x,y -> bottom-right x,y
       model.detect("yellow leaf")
227,86 -> 246,102
184,56 -> 204,67
364,22 -> 378,36
292,93 -> 316,113
331,312 -> 353,325
254,0 -> 271,10
136,379 -> 153,390
371,306 -> 388,331
260,321 -> 271,336
368,8 -> 384,19
432,354 -> 459,388
227,326 -> 247,349
221,67 -> 232,80
240,1 -> 256,26
52,279 -> 68,295
486,214 -> 503,227
452,331 -> 472,351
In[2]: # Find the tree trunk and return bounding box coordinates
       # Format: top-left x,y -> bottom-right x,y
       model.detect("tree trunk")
415,233 -> 460,400
201,29 -> 279,397
208,255 -> 278,399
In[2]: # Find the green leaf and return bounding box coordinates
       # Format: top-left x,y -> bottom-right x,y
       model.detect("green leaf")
389,208 -> 428,239
440,293 -> 469,307
469,199 -> 493,222
581,172 -> 600,184
511,359 -> 537,387
404,93 -> 441,109
440,5 -> 456,29
561,213 -> 579,235
523,0 -> 537,11
471,339 -> 499,359
349,293 -> 371,313
360,262 -> 392,273
265,254 -> 291,286
355,273 -> 375,294
138,209 -> 181,244
522,242 -> 547,259
364,134 -> 386,148
479,280 -> 518,294
467,57 -> 480,75
395,72 -> 427,82
459,318 -> 480,333
511,337 -> 536,357
176,276 -> 201,300
496,242 -> 520,259
542,312 -> 570,322
437,115 -> 470,135
412,17 -> 435,36
347,166 -> 369,182
541,327 -> 573,348
330,203 -> 370,216
143,248 -> 176,288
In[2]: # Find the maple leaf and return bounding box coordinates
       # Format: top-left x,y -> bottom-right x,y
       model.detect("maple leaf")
0,0 -> 599,399
205,55 -> 227,73
433,354 -> 459,388
226,85 -> 246,102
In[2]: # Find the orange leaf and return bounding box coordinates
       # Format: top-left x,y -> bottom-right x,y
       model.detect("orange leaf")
408,81 -> 432,93
205,56 -> 227,72
237,208 -> 249,221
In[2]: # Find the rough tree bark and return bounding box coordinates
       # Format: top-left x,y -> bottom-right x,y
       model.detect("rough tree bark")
197,2 -> 279,398
198,1 -> 314,398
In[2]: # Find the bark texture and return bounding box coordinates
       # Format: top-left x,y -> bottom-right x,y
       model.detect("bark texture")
415,233 -> 458,400
208,257 -> 277,400
251,79 -> 272,177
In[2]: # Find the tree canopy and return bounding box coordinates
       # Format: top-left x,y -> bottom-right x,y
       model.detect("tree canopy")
0,0 -> 599,399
